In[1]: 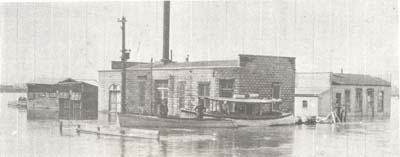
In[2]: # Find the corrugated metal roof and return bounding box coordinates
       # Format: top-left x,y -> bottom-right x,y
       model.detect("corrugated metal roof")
331,73 -> 390,86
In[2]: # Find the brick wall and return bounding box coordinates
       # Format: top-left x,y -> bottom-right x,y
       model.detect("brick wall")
125,70 -> 152,115
152,69 -> 216,116
235,55 -> 296,113
98,70 -> 121,112
123,55 -> 296,116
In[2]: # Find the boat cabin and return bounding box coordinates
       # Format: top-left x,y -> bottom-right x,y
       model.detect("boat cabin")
195,96 -> 284,119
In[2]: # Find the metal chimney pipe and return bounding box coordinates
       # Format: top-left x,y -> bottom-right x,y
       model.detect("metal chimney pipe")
162,1 -> 170,64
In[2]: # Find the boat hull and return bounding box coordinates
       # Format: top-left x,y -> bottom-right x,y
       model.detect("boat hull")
232,114 -> 295,127
181,109 -> 295,127
118,114 -> 237,128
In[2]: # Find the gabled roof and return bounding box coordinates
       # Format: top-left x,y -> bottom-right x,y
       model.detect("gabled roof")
127,60 -> 238,70
58,78 -> 98,87
27,77 -> 69,85
331,73 -> 390,87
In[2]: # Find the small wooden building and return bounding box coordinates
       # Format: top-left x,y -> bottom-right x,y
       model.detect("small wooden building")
295,72 -> 391,121
26,82 -> 59,120
26,78 -> 98,120
57,79 -> 98,120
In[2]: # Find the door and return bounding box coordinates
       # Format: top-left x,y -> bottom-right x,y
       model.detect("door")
108,84 -> 121,113
335,93 -> 342,107
109,91 -> 121,112
155,80 -> 169,114
344,90 -> 351,112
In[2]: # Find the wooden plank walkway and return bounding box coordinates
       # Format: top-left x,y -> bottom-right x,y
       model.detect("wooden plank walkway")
59,121 -> 160,140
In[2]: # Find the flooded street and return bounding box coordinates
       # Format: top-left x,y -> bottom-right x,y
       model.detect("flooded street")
1,93 -> 399,157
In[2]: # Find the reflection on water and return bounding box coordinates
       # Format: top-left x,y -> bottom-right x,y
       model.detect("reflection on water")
1,93 -> 399,157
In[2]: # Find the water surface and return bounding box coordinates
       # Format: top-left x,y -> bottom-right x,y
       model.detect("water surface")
0,93 -> 399,157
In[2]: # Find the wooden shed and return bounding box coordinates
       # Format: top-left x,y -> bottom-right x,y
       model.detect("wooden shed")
26,78 -> 98,120
57,78 -> 98,120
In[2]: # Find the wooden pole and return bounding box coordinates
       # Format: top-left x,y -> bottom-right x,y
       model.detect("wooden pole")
118,16 -> 129,113
59,121 -> 63,134
97,126 -> 101,138
150,58 -> 153,115
77,124 -> 81,134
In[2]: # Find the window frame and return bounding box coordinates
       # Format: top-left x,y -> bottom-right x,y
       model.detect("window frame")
302,100 -> 308,109
177,81 -> 186,108
378,91 -> 384,112
219,79 -> 234,98
355,88 -> 363,112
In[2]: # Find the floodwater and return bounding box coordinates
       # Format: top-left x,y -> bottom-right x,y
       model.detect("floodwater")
0,93 -> 399,157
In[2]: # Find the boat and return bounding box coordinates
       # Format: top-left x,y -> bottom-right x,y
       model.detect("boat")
181,96 -> 295,127
118,113 -> 238,128
7,97 -> 27,109
118,96 -> 295,128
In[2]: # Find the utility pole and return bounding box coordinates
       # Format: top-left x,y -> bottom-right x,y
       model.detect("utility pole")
118,16 -> 130,113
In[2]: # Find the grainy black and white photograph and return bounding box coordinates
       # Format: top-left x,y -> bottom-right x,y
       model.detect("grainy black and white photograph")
0,0 -> 399,156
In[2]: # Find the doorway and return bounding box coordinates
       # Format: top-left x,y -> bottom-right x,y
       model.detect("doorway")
367,88 -> 374,117
155,80 -> 169,115
335,93 -> 342,107
108,84 -> 121,113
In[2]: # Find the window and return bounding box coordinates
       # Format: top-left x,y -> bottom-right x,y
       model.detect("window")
356,88 -> 363,112
378,91 -> 384,112
155,80 -> 168,89
59,92 -> 70,99
169,76 -> 175,92
70,92 -> 81,100
198,82 -> 210,97
344,90 -> 351,112
138,82 -> 146,106
219,79 -> 234,98
302,100 -> 308,108
178,81 -> 186,108
49,92 -> 58,98
198,82 -> 210,107
272,82 -> 281,99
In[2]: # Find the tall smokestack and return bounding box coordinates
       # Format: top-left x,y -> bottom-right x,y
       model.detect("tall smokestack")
162,1 -> 170,64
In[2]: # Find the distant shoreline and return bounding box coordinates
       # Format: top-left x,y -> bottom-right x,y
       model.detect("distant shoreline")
0,90 -> 27,93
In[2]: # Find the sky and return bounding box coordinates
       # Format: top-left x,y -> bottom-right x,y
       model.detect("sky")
0,0 -> 398,86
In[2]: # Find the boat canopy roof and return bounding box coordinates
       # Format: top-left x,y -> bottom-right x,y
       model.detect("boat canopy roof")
200,96 -> 282,104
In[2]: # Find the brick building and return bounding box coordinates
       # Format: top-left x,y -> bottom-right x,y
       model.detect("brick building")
98,54 -> 296,117
98,61 -> 145,112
